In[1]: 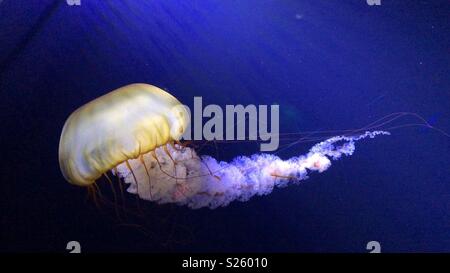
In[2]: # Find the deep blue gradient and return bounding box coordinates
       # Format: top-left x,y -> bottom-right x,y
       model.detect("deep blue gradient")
1,0 -> 449,252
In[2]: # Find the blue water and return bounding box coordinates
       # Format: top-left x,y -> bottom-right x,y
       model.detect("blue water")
1,0 -> 449,252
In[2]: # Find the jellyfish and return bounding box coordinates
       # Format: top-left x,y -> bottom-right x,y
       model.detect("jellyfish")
59,83 -> 391,209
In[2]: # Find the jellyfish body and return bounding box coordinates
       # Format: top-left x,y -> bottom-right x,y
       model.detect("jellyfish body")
59,83 -> 389,209
58,83 -> 189,186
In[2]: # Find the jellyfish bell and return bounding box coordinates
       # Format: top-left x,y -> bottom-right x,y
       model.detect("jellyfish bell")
58,83 -> 190,187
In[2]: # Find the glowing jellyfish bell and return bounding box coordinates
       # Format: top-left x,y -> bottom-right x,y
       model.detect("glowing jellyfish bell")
58,83 -> 189,187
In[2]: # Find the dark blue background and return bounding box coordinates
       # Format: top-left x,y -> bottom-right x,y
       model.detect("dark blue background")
0,0 -> 449,252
